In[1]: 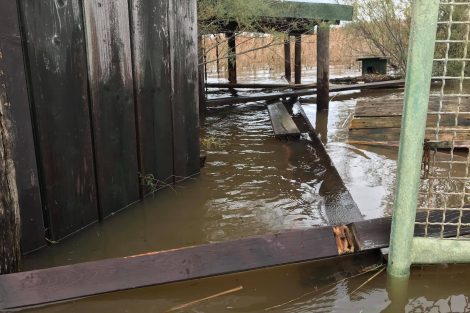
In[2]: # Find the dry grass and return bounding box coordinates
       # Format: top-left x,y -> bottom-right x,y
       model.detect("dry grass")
202,27 -> 374,78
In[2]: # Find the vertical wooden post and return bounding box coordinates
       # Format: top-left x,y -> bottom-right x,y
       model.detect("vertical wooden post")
284,36 -> 292,83
216,34 -> 221,78
227,32 -> 237,84
294,34 -> 302,84
0,103 -> 21,275
198,34 -> 206,117
317,23 -> 330,111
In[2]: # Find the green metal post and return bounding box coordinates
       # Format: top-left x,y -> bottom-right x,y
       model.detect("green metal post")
412,238 -> 470,264
387,0 -> 440,278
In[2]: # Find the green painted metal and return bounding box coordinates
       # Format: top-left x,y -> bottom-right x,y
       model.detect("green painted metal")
412,238 -> 470,264
387,0 -> 440,278
265,2 -> 353,22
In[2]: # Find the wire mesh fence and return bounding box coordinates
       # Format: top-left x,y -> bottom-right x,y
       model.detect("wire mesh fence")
417,0 -> 470,239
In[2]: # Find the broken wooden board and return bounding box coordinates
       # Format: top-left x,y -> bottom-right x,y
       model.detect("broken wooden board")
349,95 -> 470,147
267,102 -> 301,138
2,210 -> 470,310
0,226 -> 338,309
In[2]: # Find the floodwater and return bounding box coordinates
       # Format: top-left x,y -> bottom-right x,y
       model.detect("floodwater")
18,68 -> 470,313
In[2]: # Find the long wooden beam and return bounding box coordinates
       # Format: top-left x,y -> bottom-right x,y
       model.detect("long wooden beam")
205,82 -> 317,89
206,80 -> 405,107
1,209 -> 467,310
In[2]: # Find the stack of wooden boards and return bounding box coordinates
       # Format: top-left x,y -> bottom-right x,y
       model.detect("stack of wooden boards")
349,95 -> 470,148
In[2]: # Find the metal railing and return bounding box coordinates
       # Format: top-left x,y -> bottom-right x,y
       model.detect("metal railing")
389,0 -> 470,277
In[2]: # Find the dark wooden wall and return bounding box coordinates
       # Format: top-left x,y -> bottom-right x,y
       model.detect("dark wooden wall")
0,0 -> 45,253
0,0 -> 200,250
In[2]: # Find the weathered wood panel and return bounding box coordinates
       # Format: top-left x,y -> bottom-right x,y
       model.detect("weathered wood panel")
83,0 -> 140,216
130,0 -> 174,192
0,226 -> 338,309
349,128 -> 470,143
3,209 -> 470,309
267,102 -> 300,138
20,0 -> 98,240
350,95 -> 470,145
0,0 -> 45,252
169,0 -> 200,180
0,77 -> 21,274
350,114 -> 470,129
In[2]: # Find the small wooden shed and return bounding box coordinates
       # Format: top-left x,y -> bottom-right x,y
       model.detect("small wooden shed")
357,56 -> 389,75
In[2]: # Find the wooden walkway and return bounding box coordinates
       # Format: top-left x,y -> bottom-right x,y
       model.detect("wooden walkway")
349,95 -> 470,148
267,102 -> 301,138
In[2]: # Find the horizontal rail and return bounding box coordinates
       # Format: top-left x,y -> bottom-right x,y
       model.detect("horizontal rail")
206,80 -> 405,107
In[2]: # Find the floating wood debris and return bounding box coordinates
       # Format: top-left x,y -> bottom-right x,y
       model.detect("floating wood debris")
267,102 -> 301,139
349,95 -> 470,148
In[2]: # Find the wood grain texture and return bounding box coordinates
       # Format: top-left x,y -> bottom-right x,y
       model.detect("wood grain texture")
267,102 -> 300,137
130,0 -> 174,191
0,226 -> 337,309
0,73 -> 21,274
0,0 -> 45,252
20,0 -> 98,240
83,0 -> 140,216
169,0 -> 200,180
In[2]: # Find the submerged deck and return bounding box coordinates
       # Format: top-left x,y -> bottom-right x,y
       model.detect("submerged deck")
349,95 -> 470,148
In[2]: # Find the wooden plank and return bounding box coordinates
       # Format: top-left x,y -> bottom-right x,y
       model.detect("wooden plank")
267,102 -> 300,137
350,114 -> 470,129
349,128 -> 470,143
294,34 -> 302,84
130,0 -> 174,192
206,80 -> 405,106
0,226 -> 338,310
20,0 -> 99,240
205,82 -> 316,89
169,0 -> 201,180
354,97 -> 470,118
3,209 -> 470,309
83,0 -> 140,217
0,0 -> 45,252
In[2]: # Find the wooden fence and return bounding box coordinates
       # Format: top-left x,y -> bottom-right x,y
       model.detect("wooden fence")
0,0 -> 200,253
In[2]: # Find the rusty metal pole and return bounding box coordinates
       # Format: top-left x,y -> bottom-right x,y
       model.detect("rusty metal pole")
284,36 -> 292,83
294,34 -> 302,84
317,23 -> 330,111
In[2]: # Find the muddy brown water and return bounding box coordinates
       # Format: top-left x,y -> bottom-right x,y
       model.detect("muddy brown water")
19,70 -> 470,312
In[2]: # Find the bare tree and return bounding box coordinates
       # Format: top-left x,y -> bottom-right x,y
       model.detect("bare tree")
342,0 -> 411,74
